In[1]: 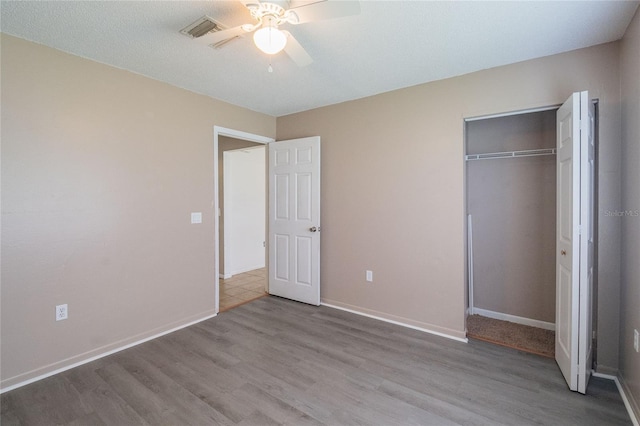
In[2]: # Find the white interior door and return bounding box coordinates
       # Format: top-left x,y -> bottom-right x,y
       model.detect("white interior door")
268,136 -> 321,305
556,91 -> 593,394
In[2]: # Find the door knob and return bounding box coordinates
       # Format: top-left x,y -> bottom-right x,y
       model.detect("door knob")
561,250 -> 567,256
309,226 -> 318,232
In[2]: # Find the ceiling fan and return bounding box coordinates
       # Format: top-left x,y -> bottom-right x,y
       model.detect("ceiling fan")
181,0 -> 360,67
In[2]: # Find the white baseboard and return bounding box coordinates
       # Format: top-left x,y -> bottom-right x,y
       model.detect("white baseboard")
321,299 -> 468,343
224,264 -> 265,278
595,365 -> 619,376
0,311 -> 217,394
593,372 -> 639,426
219,273 -> 233,279
470,307 -> 555,331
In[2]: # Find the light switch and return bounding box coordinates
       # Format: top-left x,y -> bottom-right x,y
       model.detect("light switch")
191,212 -> 202,224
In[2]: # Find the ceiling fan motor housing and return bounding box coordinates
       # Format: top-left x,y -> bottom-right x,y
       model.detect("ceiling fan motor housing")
248,2 -> 298,26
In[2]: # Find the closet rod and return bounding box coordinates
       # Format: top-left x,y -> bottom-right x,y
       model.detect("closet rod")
465,148 -> 556,161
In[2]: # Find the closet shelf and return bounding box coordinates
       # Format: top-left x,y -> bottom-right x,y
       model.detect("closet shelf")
465,148 -> 556,161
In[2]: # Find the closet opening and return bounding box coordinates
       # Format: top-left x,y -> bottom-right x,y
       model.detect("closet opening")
464,105 -> 599,359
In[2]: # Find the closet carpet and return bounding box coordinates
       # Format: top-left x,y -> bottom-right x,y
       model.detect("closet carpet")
467,314 -> 555,358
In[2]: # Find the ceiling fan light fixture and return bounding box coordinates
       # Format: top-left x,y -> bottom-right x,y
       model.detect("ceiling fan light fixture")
253,18 -> 287,55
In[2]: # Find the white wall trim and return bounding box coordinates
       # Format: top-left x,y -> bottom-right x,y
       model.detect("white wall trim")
321,300 -> 468,343
467,214 -> 474,311
0,311 -> 217,394
593,372 -> 639,426
213,126 -> 274,314
219,273 -> 233,279
470,307 -> 555,331
464,104 -> 561,122
224,264 -> 265,277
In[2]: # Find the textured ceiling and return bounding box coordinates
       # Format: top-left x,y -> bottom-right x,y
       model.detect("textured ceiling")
1,1 -> 638,117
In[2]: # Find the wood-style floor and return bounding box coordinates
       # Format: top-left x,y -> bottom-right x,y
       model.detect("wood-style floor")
1,296 -> 631,425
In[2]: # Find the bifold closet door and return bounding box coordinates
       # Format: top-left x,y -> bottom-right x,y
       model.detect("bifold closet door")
555,91 -> 594,394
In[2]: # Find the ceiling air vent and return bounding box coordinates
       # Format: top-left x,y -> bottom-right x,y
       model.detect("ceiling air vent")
180,16 -> 225,38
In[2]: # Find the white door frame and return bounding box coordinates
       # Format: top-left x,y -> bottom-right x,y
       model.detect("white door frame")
213,126 -> 274,313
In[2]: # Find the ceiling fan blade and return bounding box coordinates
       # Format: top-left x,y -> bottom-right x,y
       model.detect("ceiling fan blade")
287,0 -> 360,25
282,31 -> 313,67
194,25 -> 249,46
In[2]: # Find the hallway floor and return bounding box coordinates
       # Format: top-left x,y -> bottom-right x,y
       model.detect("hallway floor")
219,268 -> 267,312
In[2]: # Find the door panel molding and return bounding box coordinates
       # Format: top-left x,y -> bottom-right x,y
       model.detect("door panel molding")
268,136 -> 321,306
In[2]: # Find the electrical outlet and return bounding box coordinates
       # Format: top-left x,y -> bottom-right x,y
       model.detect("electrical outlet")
56,304 -> 68,321
366,270 -> 373,282
634,329 -> 639,353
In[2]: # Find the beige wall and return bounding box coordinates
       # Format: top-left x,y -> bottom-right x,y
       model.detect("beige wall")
277,42 -> 622,364
467,111 -> 556,323
3,22 -> 636,405
0,35 -> 276,388
218,136 -> 264,276
619,7 -> 640,420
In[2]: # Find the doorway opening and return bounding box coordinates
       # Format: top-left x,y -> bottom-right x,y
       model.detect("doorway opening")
465,107 -> 559,358
464,102 -> 599,366
213,126 -> 273,313
220,145 -> 266,311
